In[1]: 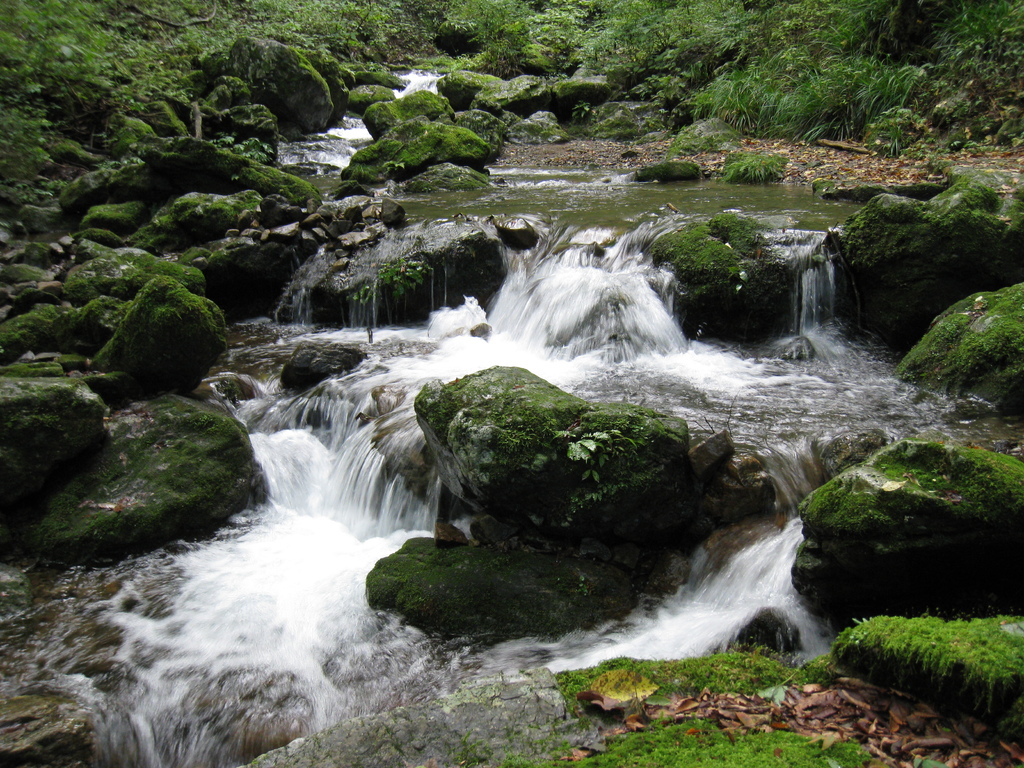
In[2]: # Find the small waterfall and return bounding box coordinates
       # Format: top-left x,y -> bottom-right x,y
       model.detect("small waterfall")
394,70 -> 441,97
274,245 -> 334,325
277,117 -> 373,174
771,229 -> 844,361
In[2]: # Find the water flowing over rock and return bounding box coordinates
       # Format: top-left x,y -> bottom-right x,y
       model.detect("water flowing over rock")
0,695 -> 95,768
793,438 -> 1024,618
280,341 -> 367,389
247,668 -> 600,768
415,366 -> 699,545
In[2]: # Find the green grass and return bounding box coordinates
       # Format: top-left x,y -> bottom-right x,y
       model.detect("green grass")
721,152 -> 788,184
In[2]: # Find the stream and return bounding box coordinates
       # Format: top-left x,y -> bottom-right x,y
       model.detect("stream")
0,75 -> 1011,768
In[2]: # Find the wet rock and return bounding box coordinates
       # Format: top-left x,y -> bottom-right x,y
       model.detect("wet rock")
635,161 -> 702,183
347,84 -> 395,116
20,395 -> 256,564
401,163 -> 492,193
130,189 -> 265,253
0,377 -> 107,507
366,537 -> 635,641
248,668 -> 599,768
471,75 -> 553,117
0,563 -> 32,616
0,695 -> 95,768
434,520 -> 469,548
821,429 -> 889,477
470,514 -> 518,546
702,454 -> 776,524
493,216 -> 540,249
415,366 -> 698,546
438,70 -> 502,111
280,341 -> 367,389
453,109 -> 507,160
342,121 -> 491,184
667,118 -> 742,157
689,430 -> 735,483
794,438 -> 1024,617
363,90 -> 454,140
63,247 -> 205,306
469,322 -> 492,338
734,607 -> 801,653
507,111 -> 567,145
380,198 -> 405,227
644,549 -> 693,596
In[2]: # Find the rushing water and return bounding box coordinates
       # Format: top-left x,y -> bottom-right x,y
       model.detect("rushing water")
0,113 -> 1001,768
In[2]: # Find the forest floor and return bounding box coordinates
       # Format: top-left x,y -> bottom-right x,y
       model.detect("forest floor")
493,137 -> 1024,193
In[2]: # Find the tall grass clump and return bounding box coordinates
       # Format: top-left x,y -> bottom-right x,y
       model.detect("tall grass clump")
721,152 -> 787,183
931,0 -> 1024,94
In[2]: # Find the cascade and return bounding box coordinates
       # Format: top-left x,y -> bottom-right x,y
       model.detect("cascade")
394,70 -> 442,97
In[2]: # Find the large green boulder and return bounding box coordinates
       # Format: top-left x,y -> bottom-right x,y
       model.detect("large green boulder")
93,277 -> 226,394
129,190 -> 263,253
897,283 -> 1024,412
366,537 -> 635,642
363,90 -> 454,140
840,181 -> 1014,350
342,122 -> 490,184
666,118 -> 742,158
108,114 -> 157,159
588,101 -> 665,140
219,38 -> 334,133
20,394 -> 255,563
437,70 -> 501,111
80,201 -> 150,236
347,85 -> 395,116
454,109 -> 507,161
552,75 -> 613,121
831,615 -> 1024,743
649,213 -> 790,340
136,137 -> 319,206
471,75 -> 552,117
506,111 -> 567,145
0,305 -> 71,364
414,367 -> 698,545
400,163 -> 492,193
64,248 -> 205,306
299,49 -> 353,123
0,378 -> 107,506
635,161 -> 702,183
793,439 -> 1024,617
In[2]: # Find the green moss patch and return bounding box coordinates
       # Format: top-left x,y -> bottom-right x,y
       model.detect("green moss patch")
63,249 -> 205,305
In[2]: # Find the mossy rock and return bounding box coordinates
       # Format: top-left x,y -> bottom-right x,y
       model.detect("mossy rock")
0,563 -> 32,616
216,104 -> 281,151
722,152 -> 788,183
649,213 -> 790,340
20,394 -> 255,564
401,163 -> 492,193
840,181 -> 1013,350
63,248 -> 205,306
832,615 -> 1024,741
811,179 -> 944,203
552,75 -> 613,121
588,101 -> 665,140
507,111 -> 567,145
454,109 -> 507,161
61,295 -> 130,355
471,75 -> 552,117
299,49 -> 353,122
635,161 -> 702,183
0,305 -> 71,364
414,366 -> 698,545
0,377 -> 107,506
80,201 -> 150,236
363,90 -> 454,140
138,100 -> 190,138
343,122 -> 490,183
437,70 -> 501,111
793,438 -> 1024,616
203,75 -> 253,110
220,37 -> 333,133
73,228 -> 125,248
1,263 -> 51,284
347,85 -> 395,116
0,361 -> 65,378
351,68 -> 404,89
366,537 -> 635,642
666,118 -> 742,158
93,276 -> 226,394
136,136 -> 319,206
129,190 -> 262,253
46,138 -> 102,168
897,283 -> 1024,412
108,114 -> 157,159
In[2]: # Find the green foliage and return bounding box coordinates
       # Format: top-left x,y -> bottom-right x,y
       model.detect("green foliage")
556,428 -> 637,484
721,152 -> 787,184
210,135 -> 275,165
353,257 -> 433,305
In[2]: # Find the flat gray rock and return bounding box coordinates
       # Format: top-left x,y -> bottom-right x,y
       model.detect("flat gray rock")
245,668 -> 600,768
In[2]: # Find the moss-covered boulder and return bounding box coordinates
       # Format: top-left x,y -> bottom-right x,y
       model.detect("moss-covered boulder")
832,615 -> 1024,742
219,37 -> 333,133
299,49 -> 353,123
352,68 -> 404,89
897,284 -> 1024,412
506,111 -> 567,144
588,101 -> 666,140
19,395 -> 255,563
471,75 -> 552,117
129,190 -> 262,253
635,161 -> 702,183
347,85 -> 395,116
64,248 -> 205,306
363,90 -> 454,140
649,213 -> 790,340
666,118 -> 742,158
366,537 -> 635,641
109,114 -> 157,159
415,366 -> 698,545
342,122 -> 490,184
0,378 -> 107,506
93,277 -> 226,394
811,179 -> 944,203
80,201 -> 150,236
793,439 -> 1024,617
136,137 -> 319,207
138,100 -> 190,138
437,70 -> 502,111
0,305 -> 71,364
454,109 -> 507,161
552,75 -> 614,121
400,163 -> 493,193
840,181 -> 1014,350
61,296 -> 129,355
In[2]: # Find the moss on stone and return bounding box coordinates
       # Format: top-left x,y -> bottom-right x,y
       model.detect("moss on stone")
366,537 -> 635,642
634,161 -> 701,183
139,100 -> 190,137
109,114 -> 157,159
832,615 -> 1024,737
73,228 -> 125,248
666,118 -> 742,157
0,305 -> 71,364
129,190 -> 262,253
401,163 -> 493,193
60,295 -> 129,355
93,276 -> 225,394
348,84 -> 395,116
897,283 -> 1024,412
363,90 -> 455,139
63,249 -> 205,305
0,361 -> 65,378
343,122 -> 491,183
80,201 -> 150,236
438,70 -> 502,111
471,75 -> 552,117
0,263 -> 50,283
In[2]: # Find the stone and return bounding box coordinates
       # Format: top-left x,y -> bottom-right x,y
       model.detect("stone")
506,111 -> 567,145
280,341 -> 367,389
588,101 -> 665,140
701,454 -> 775,524
63,247 -> 205,306
470,514 -> 518,546
434,520 -> 468,548
552,75 -> 613,121
21,395 -> 255,564
342,122 -> 491,184
667,118 -> 742,157
380,198 -> 405,226
400,163 -> 492,193
0,378 -> 107,506
247,668 -> 600,768
438,70 -> 502,111
734,607 -> 801,653
363,90 -> 454,140
635,160 -> 702,183
688,430 -> 735,483
493,216 -> 540,249
347,85 -> 395,115
454,109 -> 507,160
0,563 -> 32,616
821,429 -> 889,477
471,75 -> 553,117
0,695 -> 95,768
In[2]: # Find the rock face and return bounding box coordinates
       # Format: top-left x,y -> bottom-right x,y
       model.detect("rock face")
840,181 -> 1016,350
897,283 -> 1024,412
93,277 -> 226,394
793,439 -> 1024,617
248,668 -> 600,768
20,395 -> 255,563
649,213 -> 790,340
366,537 -> 635,640
0,378 -> 107,506
280,341 -> 367,389
0,695 -> 95,768
414,366 -> 698,545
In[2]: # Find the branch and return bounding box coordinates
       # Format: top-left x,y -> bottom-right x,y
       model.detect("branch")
127,0 -> 217,27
